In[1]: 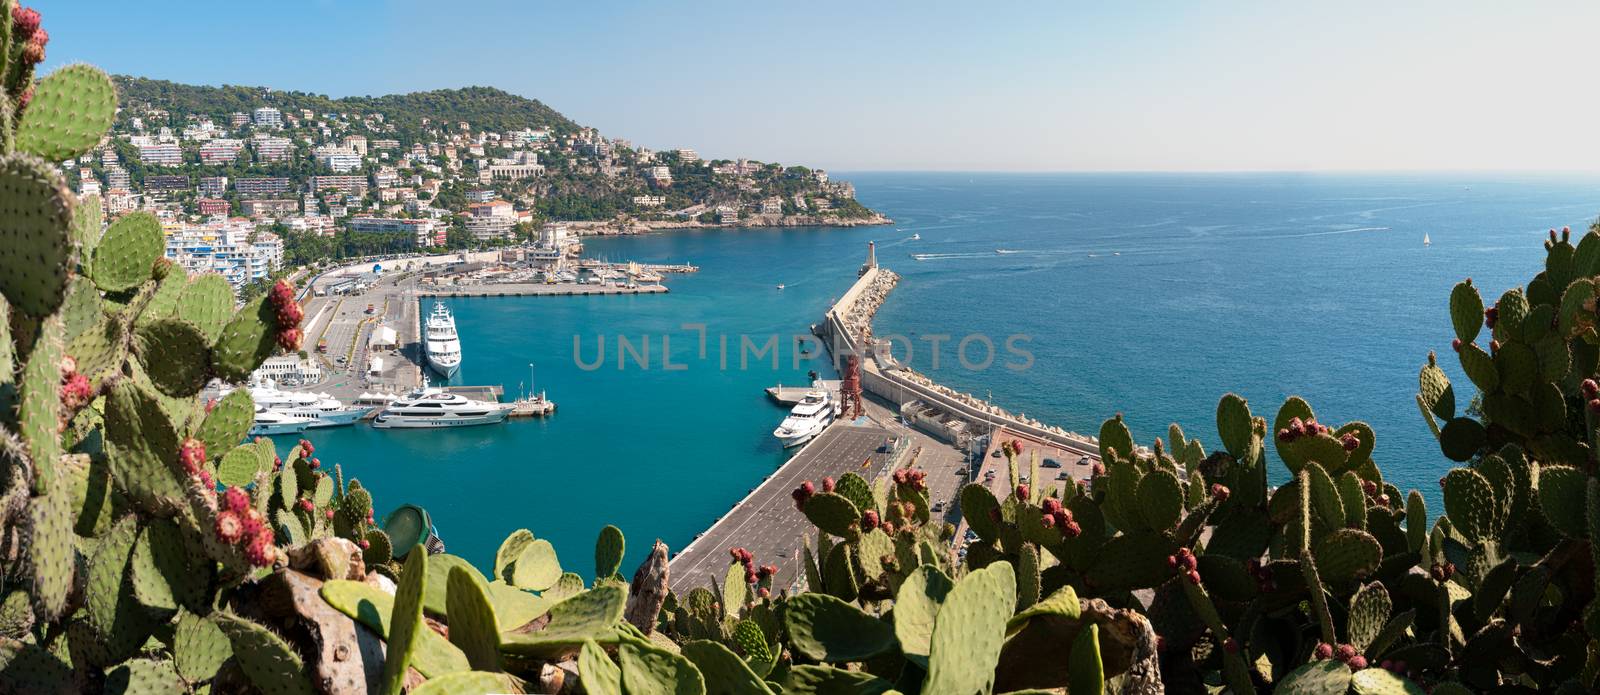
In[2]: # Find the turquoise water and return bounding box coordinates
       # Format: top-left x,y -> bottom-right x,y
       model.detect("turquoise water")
289,172 -> 1600,576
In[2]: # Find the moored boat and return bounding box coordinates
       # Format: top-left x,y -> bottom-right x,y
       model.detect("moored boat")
372,386 -> 511,429
424,303 -> 462,378
773,390 -> 839,448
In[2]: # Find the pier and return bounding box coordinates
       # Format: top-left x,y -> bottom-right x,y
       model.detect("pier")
418,283 -> 667,298
764,380 -> 842,405
668,424 -> 906,592
671,242 -> 1104,592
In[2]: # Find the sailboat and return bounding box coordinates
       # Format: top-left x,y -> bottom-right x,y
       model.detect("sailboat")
1423,233 -> 1431,247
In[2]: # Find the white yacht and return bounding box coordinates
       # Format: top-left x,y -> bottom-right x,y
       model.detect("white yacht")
372,386 -> 511,429
910,233 -> 921,240
424,303 -> 463,378
250,406 -> 314,436
773,390 -> 839,448
246,382 -> 373,428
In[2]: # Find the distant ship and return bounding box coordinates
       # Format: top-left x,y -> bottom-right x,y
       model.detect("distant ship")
776,283 -> 785,290
1424,233 -> 1431,246
995,249 -> 1020,255
424,303 -> 462,378
911,233 -> 921,240
911,253 -> 931,261
249,405 -> 313,436
230,381 -> 373,428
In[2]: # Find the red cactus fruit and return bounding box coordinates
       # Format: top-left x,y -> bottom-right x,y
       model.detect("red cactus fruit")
1014,484 -> 1029,500
1361,480 -> 1378,496
760,564 -> 777,579
1166,554 -> 1178,569
1061,521 -> 1081,537
1588,398 -> 1600,415
1340,433 -> 1359,452
1484,306 -> 1498,327
1489,339 -> 1500,353
277,326 -> 304,351
299,439 -> 315,455
59,371 -> 92,410
728,547 -> 742,561
1451,338 -> 1462,352
1091,462 -> 1105,477
1041,514 -> 1057,529
221,486 -> 250,514
1186,570 -> 1201,585
1041,497 -> 1062,515
325,509 -> 335,520
821,476 -> 835,493
1010,439 -> 1024,455
862,509 -> 880,531
1347,655 -> 1367,670
297,499 -> 314,513
1585,379 -> 1600,399
1429,564 -> 1445,582
11,6 -> 39,40
744,569 -> 759,585
215,510 -> 244,544
1335,644 -> 1356,661
239,508 -> 265,537
1315,642 -> 1333,659
245,533 -> 277,567
1223,637 -> 1238,653
1210,484 -> 1230,502
358,539 -> 371,550
757,587 -> 771,599
881,521 -> 896,535
20,28 -> 44,64
178,438 -> 206,474
308,457 -> 320,469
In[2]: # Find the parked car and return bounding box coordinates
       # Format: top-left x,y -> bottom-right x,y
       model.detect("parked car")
1043,458 -> 1063,468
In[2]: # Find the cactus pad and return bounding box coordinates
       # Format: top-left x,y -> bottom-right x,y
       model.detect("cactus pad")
1449,280 -> 1483,343
595,524 -> 625,579
104,657 -> 184,695
510,538 -> 562,591
892,566 -> 952,666
15,64 -> 117,161
178,273 -> 234,343
579,638 -> 623,695
681,639 -> 773,694
834,472 -> 876,513
134,317 -> 212,397
91,211 -> 162,293
445,566 -> 501,671
18,319 -> 62,491
0,153 -> 74,316
785,593 -> 895,662
1135,468 -> 1183,531
1216,393 -> 1253,457
1276,659 -> 1354,695
925,561 -> 1015,695
173,611 -> 231,683
494,529 -> 535,582
1312,528 -> 1383,584
318,580 -> 470,677
958,484 -> 1000,542
1087,531 -> 1175,591
212,296 -> 279,382
1347,581 -> 1391,652
1442,467 -> 1499,542
783,665 -> 894,694
618,640 -> 706,695
424,553 -> 487,617
410,671 -> 520,695
803,491 -> 861,539
1536,465 -> 1588,538
1098,415 -> 1135,462
1068,622 -> 1105,695
499,583 -> 626,657
380,548 -> 429,695
215,612 -> 315,695
1350,668 -> 1426,695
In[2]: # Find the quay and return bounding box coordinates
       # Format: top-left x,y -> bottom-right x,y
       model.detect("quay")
669,423 -> 906,592
765,380 -> 842,405
418,283 -> 667,298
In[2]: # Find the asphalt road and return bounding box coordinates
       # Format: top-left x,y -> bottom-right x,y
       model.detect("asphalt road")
668,424 -> 899,593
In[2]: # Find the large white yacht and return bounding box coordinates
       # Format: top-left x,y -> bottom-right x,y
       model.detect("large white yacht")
372,386 -> 511,429
773,390 -> 839,448
250,406 -> 315,436
424,303 -> 462,378
246,382 -> 373,428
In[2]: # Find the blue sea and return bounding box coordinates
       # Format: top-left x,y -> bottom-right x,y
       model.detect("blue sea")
290,172 -> 1600,576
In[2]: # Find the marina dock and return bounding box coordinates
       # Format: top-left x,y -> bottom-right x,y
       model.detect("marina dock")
765,380 -> 842,405
418,283 -> 668,298
669,423 -> 906,592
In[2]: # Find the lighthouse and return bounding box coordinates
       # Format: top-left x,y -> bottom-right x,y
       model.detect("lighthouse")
860,240 -> 877,277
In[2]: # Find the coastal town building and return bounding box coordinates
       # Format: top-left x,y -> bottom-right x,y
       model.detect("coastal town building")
676,148 -> 699,162
144,174 -> 190,192
241,199 -> 300,218
138,142 -> 183,166
252,135 -> 293,162
252,354 -> 323,384
632,195 -> 666,207
648,165 -> 672,186
197,198 -> 230,217
199,139 -> 244,165
105,189 -> 137,216
163,221 -> 284,287
348,216 -> 442,247
237,177 -> 292,198
252,107 -> 283,128
314,145 -> 363,173
464,199 -> 517,241
198,176 -> 228,198
308,175 -> 369,197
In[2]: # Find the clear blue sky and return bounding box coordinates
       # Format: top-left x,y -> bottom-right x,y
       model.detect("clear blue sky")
40,1 -> 1600,172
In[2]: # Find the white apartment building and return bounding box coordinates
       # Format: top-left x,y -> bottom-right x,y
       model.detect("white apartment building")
633,195 -> 666,207
252,135 -> 293,162
314,145 -> 363,173
348,217 -> 441,247
252,355 -> 323,383
163,222 -> 284,288
198,176 -> 228,198
139,143 -> 183,166
676,148 -> 699,162
199,139 -> 244,165
252,107 -> 283,128
648,165 -> 672,184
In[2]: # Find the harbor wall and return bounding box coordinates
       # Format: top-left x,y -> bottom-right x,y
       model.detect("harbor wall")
825,262 -> 1100,457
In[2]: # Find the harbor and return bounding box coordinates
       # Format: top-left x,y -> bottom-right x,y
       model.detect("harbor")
669,242 -> 1104,586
